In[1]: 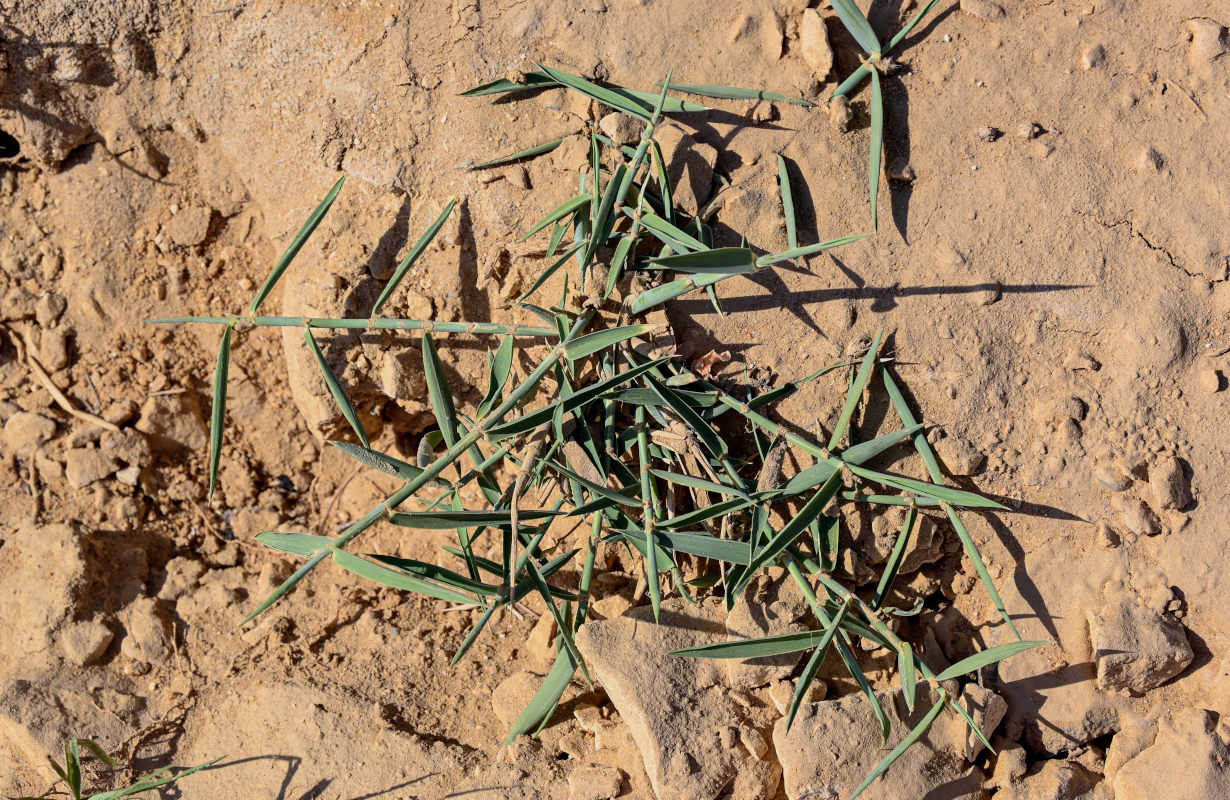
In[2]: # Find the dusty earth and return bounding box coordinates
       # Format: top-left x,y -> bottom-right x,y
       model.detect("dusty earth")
1,0 -> 1228,798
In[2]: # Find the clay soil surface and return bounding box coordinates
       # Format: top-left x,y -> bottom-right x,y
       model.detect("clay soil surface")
1,1 -> 1228,798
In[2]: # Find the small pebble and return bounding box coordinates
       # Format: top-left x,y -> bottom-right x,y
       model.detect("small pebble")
1082,43 -> 1106,70
977,126 -> 1002,142
1017,122 -> 1042,139
1095,465 -> 1132,492
1150,456 -> 1190,510
1197,368 -> 1222,393
1096,521 -> 1121,549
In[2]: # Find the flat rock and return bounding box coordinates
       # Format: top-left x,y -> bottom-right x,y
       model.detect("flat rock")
0,523 -> 88,670
994,758 -> 1105,800
120,597 -> 175,667
164,206 -> 214,247
64,447 -> 119,489
136,393 -> 208,452
773,688 -> 984,800
568,764 -> 624,800
723,573 -> 809,689
1149,456 -> 1190,510
799,9 -> 833,79
175,682 -> 519,799
995,547 -> 1141,752
575,598 -> 778,800
598,112 -> 641,147
60,619 -> 114,666
1087,593 -> 1192,693
1113,708 -> 1230,800
2,412 -> 57,452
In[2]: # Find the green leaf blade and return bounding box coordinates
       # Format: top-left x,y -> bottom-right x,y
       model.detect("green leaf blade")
250,176 -> 345,315
207,323 -> 233,499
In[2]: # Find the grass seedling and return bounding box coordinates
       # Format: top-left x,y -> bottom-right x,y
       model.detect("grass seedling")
152,61 -> 1037,799
16,739 -> 218,800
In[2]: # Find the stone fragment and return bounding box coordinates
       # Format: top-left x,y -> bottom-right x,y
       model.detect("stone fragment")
0,524 -> 88,663
1115,497 -> 1160,537
39,327 -> 70,371
1087,594 -> 1192,693
1197,367 -> 1223,393
567,764 -> 623,800
164,206 -> 214,247
958,684 -> 1007,761
120,597 -> 174,667
1185,19 -> 1227,67
1149,456 -> 1189,510
1113,708 -> 1230,800
575,599 -> 778,800
174,682 -> 495,799
993,758 -> 1102,800
961,0 -> 1006,21
1082,43 -> 1106,70
61,620 -> 114,666
774,688 -> 983,800
2,411 -> 57,452
598,112 -> 641,146
934,434 -> 986,475
1104,715 -> 1156,782
34,293 -> 66,326
799,9 -> 833,79
136,393 -> 208,452
64,447 -> 119,489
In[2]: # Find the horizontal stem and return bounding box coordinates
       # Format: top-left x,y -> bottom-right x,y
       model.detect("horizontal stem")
147,315 -> 556,338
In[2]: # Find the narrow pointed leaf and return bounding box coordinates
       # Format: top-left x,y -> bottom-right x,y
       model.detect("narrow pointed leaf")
898,642 -> 917,712
563,323 -> 661,361
888,0 -> 944,51
329,440 -> 437,484
755,233 -> 867,266
830,0 -> 881,54
522,193 -> 591,241
616,528 -> 752,564
459,72 -> 558,96
470,138 -> 562,170
660,81 -> 815,107
846,464 -> 1005,508
777,155 -> 798,250
745,469 -> 843,577
331,548 -> 476,604
838,422 -> 924,466
250,176 -> 344,314
503,645 -> 579,744
87,757 -> 224,800
649,469 -> 750,499
869,68 -> 883,232
944,503 -> 1020,638
828,330 -> 882,449
647,247 -> 755,273
256,531 -> 331,558
873,503 -> 917,609
372,198 -> 458,317
303,327 -> 369,447
647,375 -> 727,458
787,602 -> 848,729
630,210 -> 708,252
933,640 -> 1047,682
536,63 -> 650,120
389,509 -> 561,529
422,332 -> 460,447
207,323 -> 232,499
849,695 -> 948,800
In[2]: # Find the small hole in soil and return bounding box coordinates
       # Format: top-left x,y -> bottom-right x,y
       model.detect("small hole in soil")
0,129 -> 19,159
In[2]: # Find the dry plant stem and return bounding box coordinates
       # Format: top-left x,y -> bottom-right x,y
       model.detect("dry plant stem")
149,315 -> 556,338
242,309 -> 597,625
7,325 -> 120,432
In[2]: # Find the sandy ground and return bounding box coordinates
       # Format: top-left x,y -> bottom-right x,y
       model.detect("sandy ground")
0,0 -> 1228,798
